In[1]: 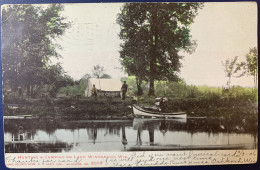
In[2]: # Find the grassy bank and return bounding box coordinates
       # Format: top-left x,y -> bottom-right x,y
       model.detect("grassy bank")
4,83 -> 258,123
138,96 -> 257,119
4,96 -> 134,119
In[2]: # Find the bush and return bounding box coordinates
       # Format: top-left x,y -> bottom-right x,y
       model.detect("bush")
222,86 -> 258,102
58,79 -> 87,97
154,82 -> 257,103
155,81 -> 203,99
122,76 -> 148,96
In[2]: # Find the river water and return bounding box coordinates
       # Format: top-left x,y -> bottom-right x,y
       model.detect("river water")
4,118 -> 257,153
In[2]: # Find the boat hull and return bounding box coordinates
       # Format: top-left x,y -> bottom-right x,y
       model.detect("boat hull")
133,104 -> 186,119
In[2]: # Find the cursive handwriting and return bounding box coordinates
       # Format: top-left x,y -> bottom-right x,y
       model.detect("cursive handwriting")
5,150 -> 257,168
103,150 -> 257,167
6,156 -> 39,164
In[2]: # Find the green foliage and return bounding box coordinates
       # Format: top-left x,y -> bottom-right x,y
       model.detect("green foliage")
222,56 -> 238,88
222,86 -> 258,102
117,3 -> 203,95
100,74 -> 112,79
91,65 -> 111,79
2,4 -> 70,97
47,63 -> 74,97
236,47 -> 258,88
155,81 -> 202,98
58,78 -> 87,97
139,80 -> 257,103
137,81 -> 257,123
122,76 -> 148,96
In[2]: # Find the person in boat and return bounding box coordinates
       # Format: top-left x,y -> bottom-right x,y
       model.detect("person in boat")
159,97 -> 166,113
91,85 -> 97,97
121,81 -> 128,100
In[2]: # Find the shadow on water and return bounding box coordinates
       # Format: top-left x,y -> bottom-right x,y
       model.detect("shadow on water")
4,117 -> 258,153
5,142 -> 73,153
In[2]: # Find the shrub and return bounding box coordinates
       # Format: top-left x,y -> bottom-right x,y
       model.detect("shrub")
123,76 -> 148,96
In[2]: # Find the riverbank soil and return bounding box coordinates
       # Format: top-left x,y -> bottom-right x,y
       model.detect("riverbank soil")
3,95 -> 258,132
3,96 -> 134,120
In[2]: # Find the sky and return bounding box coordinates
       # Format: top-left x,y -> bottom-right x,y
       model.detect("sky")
53,2 -> 257,87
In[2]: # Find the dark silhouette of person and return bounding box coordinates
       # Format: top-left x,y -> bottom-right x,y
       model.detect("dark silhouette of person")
159,120 -> 168,135
148,127 -> 154,145
121,81 -> 128,100
136,128 -> 142,145
159,98 -> 166,113
91,85 -> 97,97
121,126 -> 128,150
93,128 -> 97,144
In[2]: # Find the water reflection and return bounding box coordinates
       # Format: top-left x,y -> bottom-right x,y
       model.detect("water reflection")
121,126 -> 127,149
87,128 -> 97,144
159,120 -> 169,135
133,118 -> 186,148
5,142 -> 73,153
4,118 -> 257,153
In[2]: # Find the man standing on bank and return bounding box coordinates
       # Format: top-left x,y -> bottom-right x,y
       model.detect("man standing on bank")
121,81 -> 128,100
91,84 -> 97,97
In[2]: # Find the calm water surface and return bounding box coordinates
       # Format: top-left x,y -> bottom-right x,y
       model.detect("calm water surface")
4,118 -> 257,153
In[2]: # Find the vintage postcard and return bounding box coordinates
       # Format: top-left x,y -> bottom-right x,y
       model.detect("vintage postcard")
1,2 -> 258,168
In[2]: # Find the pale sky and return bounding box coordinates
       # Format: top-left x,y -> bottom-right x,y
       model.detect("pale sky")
53,2 -> 257,87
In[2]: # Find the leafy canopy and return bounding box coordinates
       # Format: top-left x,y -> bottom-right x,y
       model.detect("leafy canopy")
2,4 -> 71,96
117,3 -> 203,95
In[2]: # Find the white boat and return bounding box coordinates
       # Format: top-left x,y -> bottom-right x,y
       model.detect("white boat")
132,104 -> 186,119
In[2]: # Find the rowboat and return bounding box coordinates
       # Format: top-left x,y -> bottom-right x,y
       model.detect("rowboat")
132,104 -> 186,119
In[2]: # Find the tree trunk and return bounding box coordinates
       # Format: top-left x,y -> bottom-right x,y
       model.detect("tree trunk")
136,77 -> 143,96
148,79 -> 155,96
148,9 -> 158,96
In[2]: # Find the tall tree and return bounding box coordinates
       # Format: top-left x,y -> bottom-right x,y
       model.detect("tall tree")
120,37 -> 149,95
2,4 -> 70,96
222,56 -> 238,88
117,3 -> 203,95
236,47 -> 258,88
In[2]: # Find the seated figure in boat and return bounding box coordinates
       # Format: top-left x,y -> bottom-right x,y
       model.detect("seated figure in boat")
155,97 -> 168,113
159,98 -> 166,113
138,97 -> 168,112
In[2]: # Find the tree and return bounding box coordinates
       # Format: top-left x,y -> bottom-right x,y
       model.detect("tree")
81,73 -> 91,80
120,40 -> 148,95
92,65 -> 104,78
236,47 -> 258,88
100,74 -> 112,79
2,4 -> 70,96
222,56 -> 238,88
117,3 -> 203,95
92,65 -> 112,89
46,63 -> 74,97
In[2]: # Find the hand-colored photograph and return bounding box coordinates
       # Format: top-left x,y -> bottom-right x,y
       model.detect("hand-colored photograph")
1,1 -> 257,160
